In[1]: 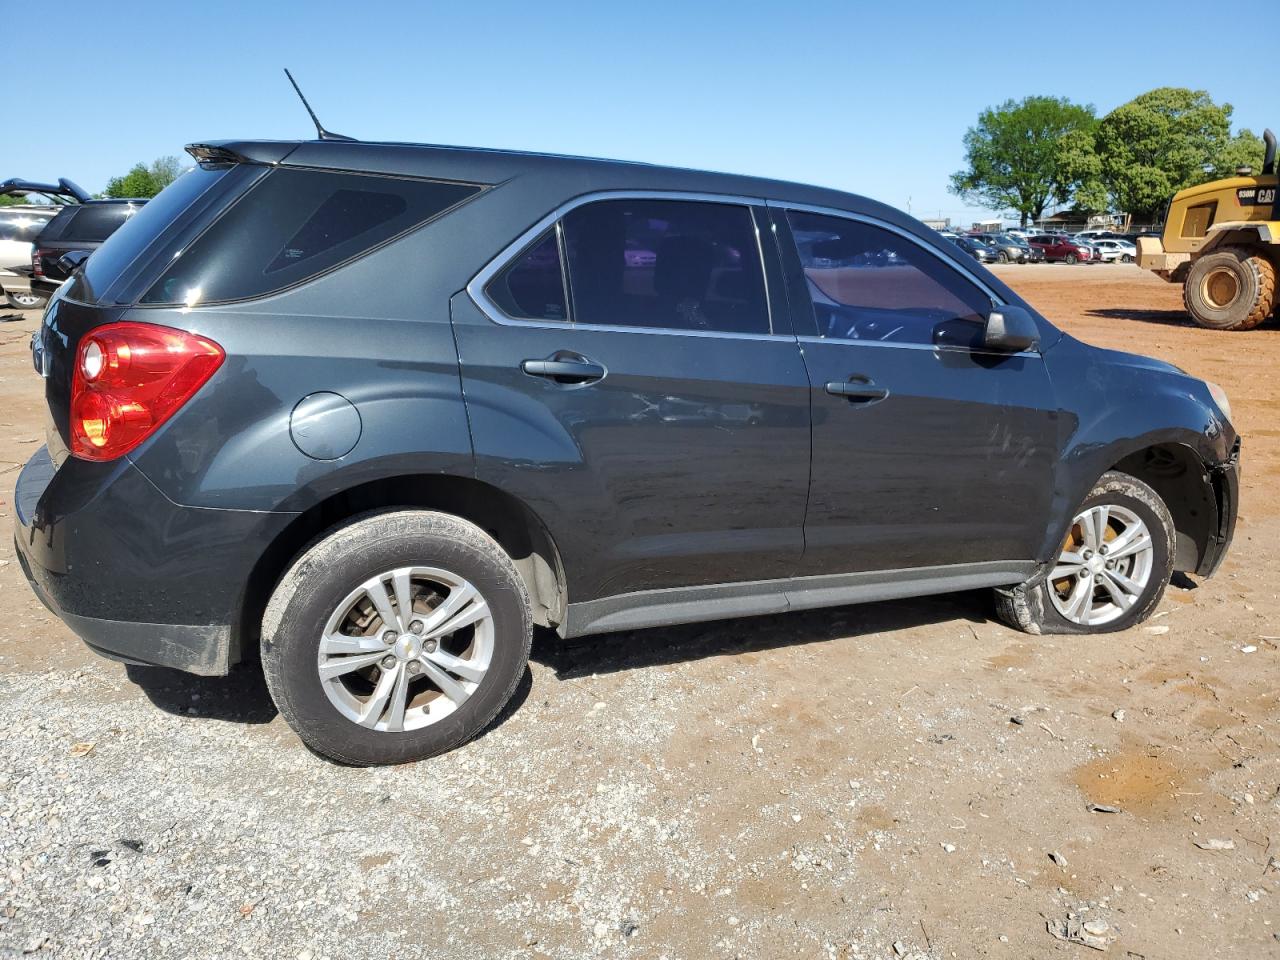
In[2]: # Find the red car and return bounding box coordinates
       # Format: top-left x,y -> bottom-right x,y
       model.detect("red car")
1028,234 -> 1092,264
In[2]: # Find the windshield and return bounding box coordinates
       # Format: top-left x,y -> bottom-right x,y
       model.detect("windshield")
75,165 -> 234,303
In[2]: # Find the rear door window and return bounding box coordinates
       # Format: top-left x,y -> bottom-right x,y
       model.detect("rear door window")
559,198 -> 770,334
142,169 -> 483,306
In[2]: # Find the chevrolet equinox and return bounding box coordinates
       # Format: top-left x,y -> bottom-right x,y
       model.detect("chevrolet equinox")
15,138 -> 1240,764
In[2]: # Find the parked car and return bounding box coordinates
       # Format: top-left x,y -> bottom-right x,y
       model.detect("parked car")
950,235 -> 997,263
31,199 -> 145,299
15,136 -> 1239,765
1028,234 -> 1094,264
973,233 -> 1028,263
0,178 -> 89,309
1020,239 -> 1046,262
1089,239 -> 1137,263
0,208 -> 55,308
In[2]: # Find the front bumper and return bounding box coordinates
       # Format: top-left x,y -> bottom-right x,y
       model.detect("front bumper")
1197,441 -> 1240,578
13,446 -> 292,675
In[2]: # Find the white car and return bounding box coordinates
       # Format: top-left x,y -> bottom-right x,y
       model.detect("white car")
1088,239 -> 1137,263
0,207 -> 56,309
0,178 -> 89,309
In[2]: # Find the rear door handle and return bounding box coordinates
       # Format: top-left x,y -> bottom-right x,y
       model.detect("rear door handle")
825,377 -> 888,403
521,355 -> 607,384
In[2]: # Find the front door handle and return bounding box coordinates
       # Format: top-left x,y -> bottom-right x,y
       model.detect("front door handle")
825,377 -> 888,403
521,355 -> 607,384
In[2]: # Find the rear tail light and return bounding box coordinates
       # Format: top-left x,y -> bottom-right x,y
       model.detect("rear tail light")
70,322 -> 224,461
32,248 -> 44,277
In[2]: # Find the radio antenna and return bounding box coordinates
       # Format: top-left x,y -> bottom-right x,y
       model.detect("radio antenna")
284,68 -> 356,142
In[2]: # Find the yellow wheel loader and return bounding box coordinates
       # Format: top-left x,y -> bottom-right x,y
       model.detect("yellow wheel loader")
1137,128 -> 1278,330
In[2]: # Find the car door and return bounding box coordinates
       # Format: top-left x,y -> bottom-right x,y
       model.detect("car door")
453,194 -> 812,604
770,204 -> 1060,577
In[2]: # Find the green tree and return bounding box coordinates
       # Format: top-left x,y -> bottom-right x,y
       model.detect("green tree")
147,155 -> 183,191
949,96 -> 1097,227
102,155 -> 186,199
1093,87 -> 1240,221
1211,128 -> 1266,178
1056,127 -> 1108,214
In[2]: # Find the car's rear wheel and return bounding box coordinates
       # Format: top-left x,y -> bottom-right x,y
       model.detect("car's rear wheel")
6,291 -> 46,310
994,472 -> 1174,635
261,510 -> 532,765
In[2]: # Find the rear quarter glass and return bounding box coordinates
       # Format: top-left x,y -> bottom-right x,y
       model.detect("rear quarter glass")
140,169 -> 483,307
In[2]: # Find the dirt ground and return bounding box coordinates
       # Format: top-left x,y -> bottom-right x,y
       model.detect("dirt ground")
1,264 -> 1278,959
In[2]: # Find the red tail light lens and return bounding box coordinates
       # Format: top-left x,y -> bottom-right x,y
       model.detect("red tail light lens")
32,249 -> 44,277
70,322 -> 224,461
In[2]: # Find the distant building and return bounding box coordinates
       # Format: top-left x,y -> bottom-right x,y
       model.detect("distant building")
920,218 -> 950,230
971,218 -> 1002,234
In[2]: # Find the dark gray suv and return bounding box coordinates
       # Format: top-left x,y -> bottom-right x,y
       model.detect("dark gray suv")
14,138 -> 1240,764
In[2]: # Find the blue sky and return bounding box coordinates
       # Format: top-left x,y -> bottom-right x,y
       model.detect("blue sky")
14,1 -> 1268,226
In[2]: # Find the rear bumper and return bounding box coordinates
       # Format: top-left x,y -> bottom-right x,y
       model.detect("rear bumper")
0,270 -> 33,296
13,445 -> 292,675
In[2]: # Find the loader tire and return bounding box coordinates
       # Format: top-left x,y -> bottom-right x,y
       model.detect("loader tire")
1183,246 -> 1275,331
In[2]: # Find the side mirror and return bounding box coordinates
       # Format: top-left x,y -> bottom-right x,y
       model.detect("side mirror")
983,305 -> 1039,352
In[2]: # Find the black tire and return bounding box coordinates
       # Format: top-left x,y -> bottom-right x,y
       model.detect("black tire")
1121,254 -> 1134,263
261,510 -> 532,765
994,472 -> 1175,635
1065,254 -> 1078,265
6,291 -> 47,310
1182,245 -> 1275,331
997,250 -> 1009,263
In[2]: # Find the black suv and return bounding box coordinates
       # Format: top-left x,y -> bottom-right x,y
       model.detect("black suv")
31,198 -> 145,299
15,138 -> 1239,765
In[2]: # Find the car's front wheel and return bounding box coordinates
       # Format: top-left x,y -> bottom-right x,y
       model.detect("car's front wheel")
994,472 -> 1175,635
261,510 -> 532,765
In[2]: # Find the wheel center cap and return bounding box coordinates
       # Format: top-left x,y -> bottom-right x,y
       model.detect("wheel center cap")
395,635 -> 422,661
1088,555 -> 1106,574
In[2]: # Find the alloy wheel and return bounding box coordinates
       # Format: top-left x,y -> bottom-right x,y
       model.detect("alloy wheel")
317,566 -> 494,732
8,292 -> 43,308
1048,504 -> 1154,626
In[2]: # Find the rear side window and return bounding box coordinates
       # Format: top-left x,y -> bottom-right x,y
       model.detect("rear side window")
142,169 -> 482,306
786,211 -> 992,346
560,199 -> 770,334
64,203 -> 141,242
